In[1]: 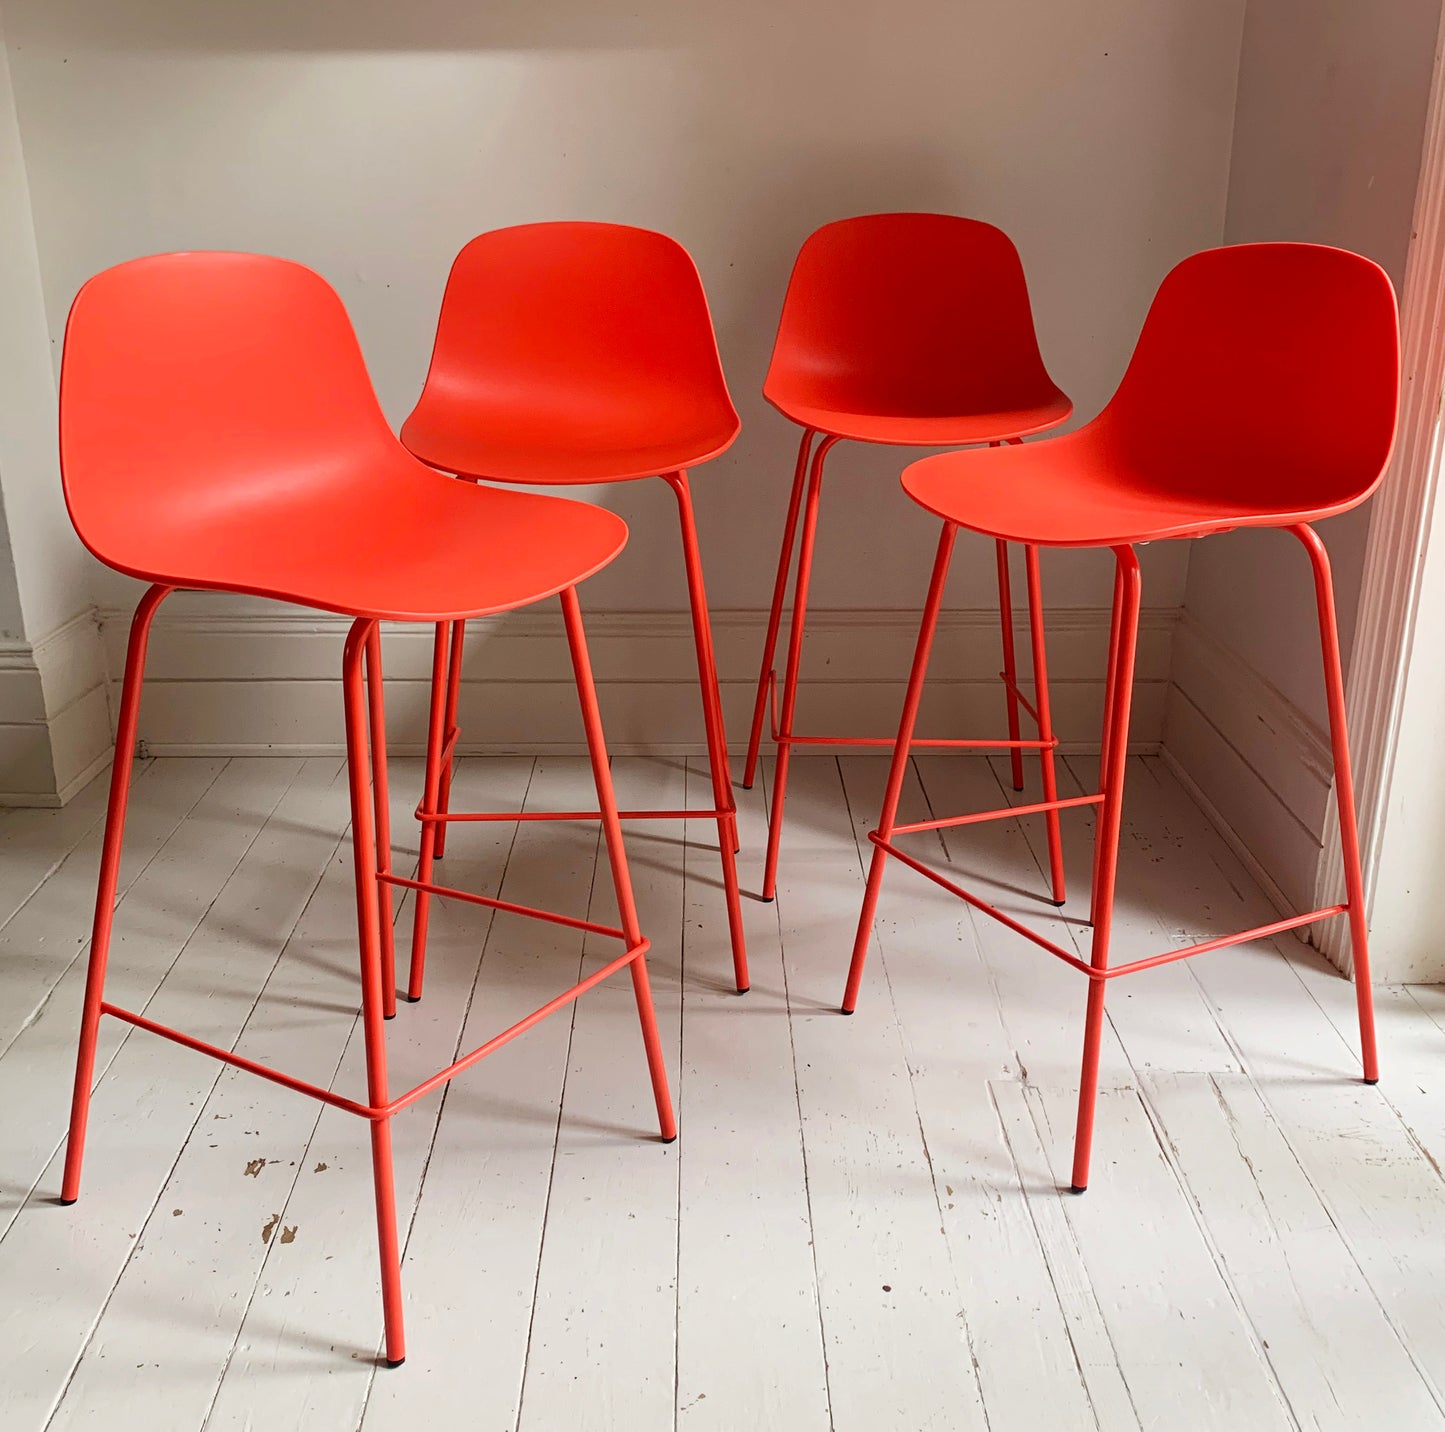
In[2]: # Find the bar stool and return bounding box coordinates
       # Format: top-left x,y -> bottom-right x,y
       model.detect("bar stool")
742,213 -> 1074,901
57,252 -> 675,1368
401,222 -> 749,994
844,242 -> 1399,1193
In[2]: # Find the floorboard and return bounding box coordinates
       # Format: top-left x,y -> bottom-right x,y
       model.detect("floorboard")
837,755 -> 1100,1432
674,759 -> 831,1432
0,754 -> 1442,1431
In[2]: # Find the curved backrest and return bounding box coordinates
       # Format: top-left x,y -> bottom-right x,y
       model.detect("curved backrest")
406,222 -> 737,429
1098,243 -> 1401,511
764,213 -> 1061,414
60,251 -> 403,572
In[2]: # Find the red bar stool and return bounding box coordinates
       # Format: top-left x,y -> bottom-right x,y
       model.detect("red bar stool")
57,252 -> 676,1368
401,222 -> 749,994
845,242 -> 1399,1192
742,213 -> 1075,901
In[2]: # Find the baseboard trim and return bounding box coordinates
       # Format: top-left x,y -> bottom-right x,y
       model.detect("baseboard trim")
100,599 -> 1177,757
1158,747 -> 1296,924
1163,611 -> 1330,920
0,607 -> 111,803
132,738 -> 1163,760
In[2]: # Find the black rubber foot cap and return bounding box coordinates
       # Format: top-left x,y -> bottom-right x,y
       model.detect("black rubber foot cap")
735,986 -> 750,996
404,994 -> 421,1003
1069,1184 -> 1087,1195
386,1357 -> 406,1369
761,895 -> 775,903
741,782 -> 753,791
840,1007 -> 855,1016
662,1134 -> 678,1145
1365,1077 -> 1380,1085
384,1012 -> 396,1021
58,1197 -> 77,1206
1048,899 -> 1067,908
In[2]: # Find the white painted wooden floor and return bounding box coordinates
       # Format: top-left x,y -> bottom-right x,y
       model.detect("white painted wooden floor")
4,752 -> 1445,1431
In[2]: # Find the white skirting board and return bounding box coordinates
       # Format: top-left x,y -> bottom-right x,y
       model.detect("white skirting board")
0,609 -> 112,805
84,594 -> 1332,967
1162,610 -> 1333,922
98,595 -> 1178,758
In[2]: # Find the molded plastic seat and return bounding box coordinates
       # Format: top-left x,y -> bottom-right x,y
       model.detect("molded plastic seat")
398,221 -> 751,995
746,212 -> 1075,902
763,212 -> 1072,445
57,250 -> 675,1371
61,253 -> 627,621
402,221 -> 740,483
901,243 -> 1399,545
847,241 -> 1400,1200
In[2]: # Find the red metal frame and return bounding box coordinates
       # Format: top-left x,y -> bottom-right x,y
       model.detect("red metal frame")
743,432 -> 1065,902
844,524 -> 1379,1194
415,470 -> 749,996
429,618 -> 467,861
62,582 -> 676,1369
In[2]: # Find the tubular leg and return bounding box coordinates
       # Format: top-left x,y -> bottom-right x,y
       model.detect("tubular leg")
1293,523 -> 1379,1082
366,626 -> 397,1019
843,525 -> 958,1013
665,471 -> 749,994
763,435 -> 839,901
1090,561 -> 1127,925
343,620 -> 405,1366
561,586 -> 677,1141
432,621 -> 466,860
61,583 -> 172,1204
407,625 -> 451,1003
744,428 -> 817,790
995,536 -> 1026,791
1070,546 -> 1142,1193
1025,546 -> 1067,905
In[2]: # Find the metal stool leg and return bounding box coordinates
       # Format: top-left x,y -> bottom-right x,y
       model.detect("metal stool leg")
1090,561 -> 1127,926
1293,523 -> 1379,1083
407,625 -> 450,1003
61,583 -> 172,1204
762,434 -> 838,901
843,524 -> 958,1013
666,470 -> 749,994
1070,545 -> 1141,1193
995,537 -> 1026,791
744,428 -> 816,790
1025,545 -> 1067,906
366,626 -> 398,1019
432,621 -> 466,860
561,586 -> 677,1140
342,619 -> 405,1367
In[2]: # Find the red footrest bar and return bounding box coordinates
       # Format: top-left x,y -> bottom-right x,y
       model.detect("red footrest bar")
892,791 -> 1102,836
873,833 -> 1350,981
763,665 -> 1057,749
782,734 -> 1058,749
873,837 -> 1083,967
101,940 -> 648,1121
413,805 -> 733,824
378,871 -> 626,940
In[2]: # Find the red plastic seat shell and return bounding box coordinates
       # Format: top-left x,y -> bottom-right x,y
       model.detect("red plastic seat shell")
401,222 -> 740,483
902,243 -> 1401,546
763,213 -> 1073,445
60,253 -> 628,621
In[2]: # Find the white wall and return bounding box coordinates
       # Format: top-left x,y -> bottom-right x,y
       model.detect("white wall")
1164,0 -> 1439,913
0,9 -> 112,800
0,0 -> 1253,757
6,0 -> 1247,628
